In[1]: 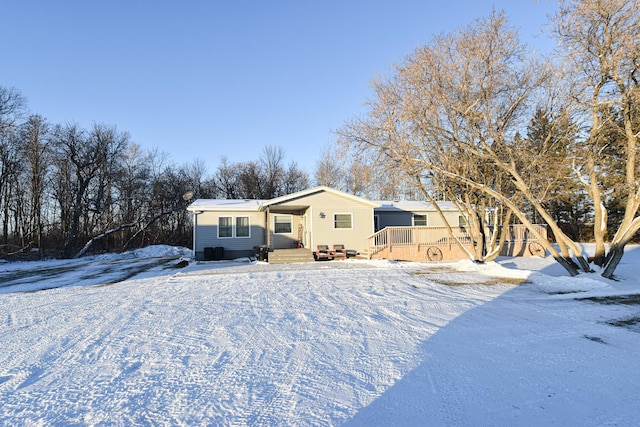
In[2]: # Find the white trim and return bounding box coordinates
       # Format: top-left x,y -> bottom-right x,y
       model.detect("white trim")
273,214 -> 294,234
217,216 -> 233,239
218,215 -> 251,239
333,213 -> 353,229
235,216 -> 251,239
261,186 -> 380,209
412,213 -> 428,226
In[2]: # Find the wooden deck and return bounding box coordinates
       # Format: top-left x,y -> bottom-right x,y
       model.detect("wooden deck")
368,225 -> 548,262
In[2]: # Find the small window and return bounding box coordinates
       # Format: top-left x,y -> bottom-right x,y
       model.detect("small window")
413,214 -> 428,226
274,215 -> 292,233
334,213 -> 352,229
218,216 -> 233,238
458,215 -> 467,227
236,216 -> 250,238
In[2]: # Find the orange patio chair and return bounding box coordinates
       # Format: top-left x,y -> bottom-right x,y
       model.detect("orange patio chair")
333,244 -> 347,260
315,245 -> 334,261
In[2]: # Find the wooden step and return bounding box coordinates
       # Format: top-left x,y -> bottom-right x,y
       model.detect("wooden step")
268,248 -> 315,264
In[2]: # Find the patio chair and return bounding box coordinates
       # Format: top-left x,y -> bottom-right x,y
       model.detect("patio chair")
315,245 -> 334,261
332,244 -> 347,260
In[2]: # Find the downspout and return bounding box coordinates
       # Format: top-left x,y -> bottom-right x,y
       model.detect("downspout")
192,211 -> 203,260
193,211 -> 196,257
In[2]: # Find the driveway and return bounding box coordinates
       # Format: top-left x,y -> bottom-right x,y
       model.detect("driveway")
0,255 -> 181,294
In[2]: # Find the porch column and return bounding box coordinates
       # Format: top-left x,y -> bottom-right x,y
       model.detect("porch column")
265,206 -> 271,248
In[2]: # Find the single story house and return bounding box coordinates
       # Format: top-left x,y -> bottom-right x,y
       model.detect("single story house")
187,186 -> 378,260
187,186 -> 546,262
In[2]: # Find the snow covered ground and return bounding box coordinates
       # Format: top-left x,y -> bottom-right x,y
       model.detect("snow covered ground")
1,245 -> 639,426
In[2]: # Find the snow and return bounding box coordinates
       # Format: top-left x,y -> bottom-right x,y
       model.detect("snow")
1,245 -> 639,426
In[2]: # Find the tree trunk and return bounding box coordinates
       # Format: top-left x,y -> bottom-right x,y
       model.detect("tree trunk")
75,222 -> 136,258
601,244 -> 625,279
554,256 -> 580,277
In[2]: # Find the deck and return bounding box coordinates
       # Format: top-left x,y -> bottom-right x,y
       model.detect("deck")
368,225 -> 547,262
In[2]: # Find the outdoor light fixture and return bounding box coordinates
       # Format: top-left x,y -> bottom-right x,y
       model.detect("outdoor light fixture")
319,212 -> 326,218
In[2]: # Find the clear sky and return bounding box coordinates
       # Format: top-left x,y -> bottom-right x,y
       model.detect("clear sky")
2,0 -> 558,175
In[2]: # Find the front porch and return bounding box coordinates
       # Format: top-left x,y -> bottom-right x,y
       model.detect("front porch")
265,206 -> 309,250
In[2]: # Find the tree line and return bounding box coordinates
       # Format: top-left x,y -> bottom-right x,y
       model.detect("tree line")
337,0 -> 640,278
4,0 -> 636,278
0,90 -> 310,259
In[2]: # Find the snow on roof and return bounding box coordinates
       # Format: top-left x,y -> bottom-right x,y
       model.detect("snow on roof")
187,186 -> 380,212
375,200 -> 461,212
262,185 -> 380,208
187,199 -> 265,211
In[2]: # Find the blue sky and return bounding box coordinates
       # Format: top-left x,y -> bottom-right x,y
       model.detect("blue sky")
3,1 -> 557,174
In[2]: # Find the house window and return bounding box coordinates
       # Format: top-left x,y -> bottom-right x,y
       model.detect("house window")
236,216 -> 250,238
459,215 -> 467,227
413,214 -> 428,226
274,215 -> 292,233
218,217 -> 233,238
334,213 -> 352,229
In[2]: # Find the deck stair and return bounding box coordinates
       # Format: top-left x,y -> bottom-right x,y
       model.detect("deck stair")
268,248 -> 315,264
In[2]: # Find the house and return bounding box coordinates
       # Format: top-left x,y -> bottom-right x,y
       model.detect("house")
187,186 -> 546,262
187,186 -> 379,261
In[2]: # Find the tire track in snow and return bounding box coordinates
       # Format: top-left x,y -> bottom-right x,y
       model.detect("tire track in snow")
1,261 -> 511,425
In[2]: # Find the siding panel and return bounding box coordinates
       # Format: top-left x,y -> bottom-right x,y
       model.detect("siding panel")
194,211 -> 266,259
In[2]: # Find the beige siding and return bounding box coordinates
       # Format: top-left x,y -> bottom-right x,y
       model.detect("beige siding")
275,191 -> 374,254
269,213 -> 306,249
426,211 -> 466,227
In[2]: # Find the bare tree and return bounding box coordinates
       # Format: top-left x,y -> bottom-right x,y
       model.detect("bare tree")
338,11 -> 591,274
0,86 -> 27,131
210,147 -> 310,200
211,156 -> 240,198
18,114 -> 51,255
314,143 -> 343,188
0,87 -> 28,254
260,145 -> 286,198
50,123 -> 129,257
116,143 -> 151,226
554,0 -> 640,277
282,161 -> 310,195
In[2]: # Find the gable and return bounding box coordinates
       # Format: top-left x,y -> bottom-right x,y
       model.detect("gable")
262,186 -> 379,209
